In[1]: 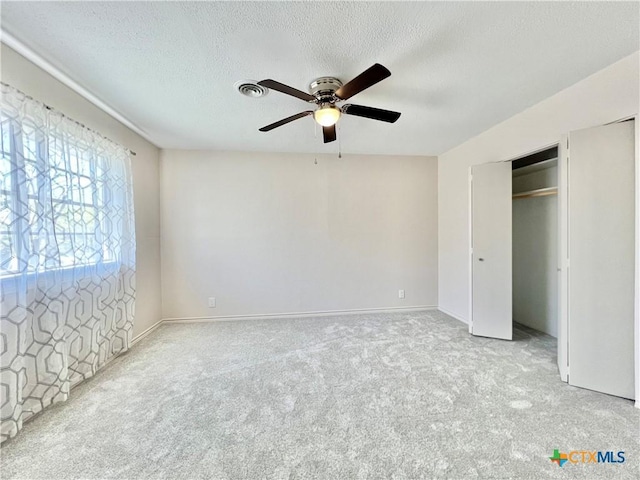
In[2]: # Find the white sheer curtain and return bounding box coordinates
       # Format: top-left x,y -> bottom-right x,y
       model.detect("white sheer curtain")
0,84 -> 136,442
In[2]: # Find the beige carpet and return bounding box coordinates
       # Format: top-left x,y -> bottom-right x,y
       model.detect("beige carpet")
1,310 -> 638,479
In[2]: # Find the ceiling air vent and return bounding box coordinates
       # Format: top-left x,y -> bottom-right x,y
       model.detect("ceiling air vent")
234,80 -> 268,98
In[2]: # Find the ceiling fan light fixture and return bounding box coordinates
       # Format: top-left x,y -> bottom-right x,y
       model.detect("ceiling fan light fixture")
256,64 -> 399,144
314,105 -> 341,127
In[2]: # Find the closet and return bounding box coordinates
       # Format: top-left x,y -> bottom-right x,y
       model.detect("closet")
511,148 -> 558,339
471,120 -> 636,400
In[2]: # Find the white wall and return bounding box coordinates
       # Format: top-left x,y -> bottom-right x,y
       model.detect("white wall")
438,52 -> 639,323
161,150 -> 438,319
0,44 -> 162,337
512,166 -> 558,337
512,165 -> 557,193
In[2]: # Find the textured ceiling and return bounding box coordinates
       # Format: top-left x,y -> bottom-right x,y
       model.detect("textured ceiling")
1,1 -> 638,155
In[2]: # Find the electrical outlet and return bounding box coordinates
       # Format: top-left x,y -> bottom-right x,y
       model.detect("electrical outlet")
208,297 -> 216,308
398,290 -> 405,299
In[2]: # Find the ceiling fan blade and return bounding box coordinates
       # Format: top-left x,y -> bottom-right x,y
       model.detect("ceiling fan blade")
259,111 -> 313,132
334,64 -> 391,100
342,104 -> 401,123
258,79 -> 316,102
323,124 -> 337,143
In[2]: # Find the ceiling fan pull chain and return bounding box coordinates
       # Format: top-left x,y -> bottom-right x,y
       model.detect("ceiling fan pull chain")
338,122 -> 342,158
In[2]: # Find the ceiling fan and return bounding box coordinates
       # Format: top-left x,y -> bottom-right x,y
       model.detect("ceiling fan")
257,63 -> 401,144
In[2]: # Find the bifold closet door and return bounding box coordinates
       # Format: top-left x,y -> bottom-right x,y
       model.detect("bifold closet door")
471,161 -> 512,340
568,121 -> 635,399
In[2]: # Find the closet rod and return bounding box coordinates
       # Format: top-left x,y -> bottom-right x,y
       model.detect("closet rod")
512,186 -> 558,199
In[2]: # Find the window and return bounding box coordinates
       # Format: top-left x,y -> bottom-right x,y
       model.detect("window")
1,83 -> 136,443
0,101 -> 128,278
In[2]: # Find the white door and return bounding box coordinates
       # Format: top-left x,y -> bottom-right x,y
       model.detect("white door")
568,121 -> 635,399
471,161 -> 513,340
557,137 -> 569,382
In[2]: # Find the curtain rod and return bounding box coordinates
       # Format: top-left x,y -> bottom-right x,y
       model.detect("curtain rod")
1,81 -> 137,156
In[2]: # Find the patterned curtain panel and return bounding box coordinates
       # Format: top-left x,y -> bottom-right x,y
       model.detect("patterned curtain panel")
0,84 -> 136,442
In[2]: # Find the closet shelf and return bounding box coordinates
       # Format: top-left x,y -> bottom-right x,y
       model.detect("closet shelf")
512,186 -> 558,199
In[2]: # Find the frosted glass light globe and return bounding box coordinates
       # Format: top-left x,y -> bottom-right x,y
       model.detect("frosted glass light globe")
314,106 -> 341,127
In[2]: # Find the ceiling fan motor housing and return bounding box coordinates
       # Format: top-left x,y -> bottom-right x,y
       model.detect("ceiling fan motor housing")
309,77 -> 343,103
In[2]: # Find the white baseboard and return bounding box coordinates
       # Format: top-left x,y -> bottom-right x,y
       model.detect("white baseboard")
131,319 -> 163,346
162,305 -> 437,324
438,307 -> 468,324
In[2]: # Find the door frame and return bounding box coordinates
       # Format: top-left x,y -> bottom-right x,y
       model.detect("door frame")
558,136 -> 569,382
634,115 -> 639,407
